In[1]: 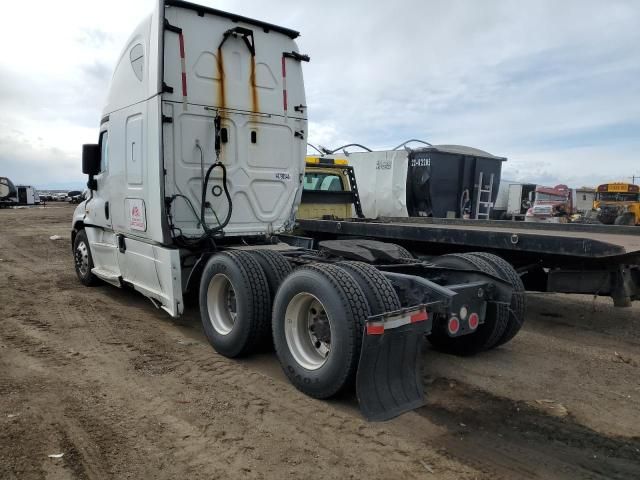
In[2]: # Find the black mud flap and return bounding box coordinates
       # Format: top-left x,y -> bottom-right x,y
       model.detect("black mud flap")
356,307 -> 432,422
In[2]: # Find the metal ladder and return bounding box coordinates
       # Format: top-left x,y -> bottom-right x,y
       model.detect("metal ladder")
474,172 -> 494,219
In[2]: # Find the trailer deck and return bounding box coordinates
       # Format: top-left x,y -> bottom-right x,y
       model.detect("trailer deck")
298,217 -> 640,260
297,217 -> 640,306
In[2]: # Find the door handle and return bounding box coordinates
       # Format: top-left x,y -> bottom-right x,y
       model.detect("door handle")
105,201 -> 110,220
117,234 -> 126,253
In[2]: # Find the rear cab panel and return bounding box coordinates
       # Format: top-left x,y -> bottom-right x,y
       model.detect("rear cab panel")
162,1 -> 308,237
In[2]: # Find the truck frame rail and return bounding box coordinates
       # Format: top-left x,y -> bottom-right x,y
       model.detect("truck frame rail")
297,217 -> 640,306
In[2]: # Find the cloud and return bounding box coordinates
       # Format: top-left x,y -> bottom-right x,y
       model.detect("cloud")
0,0 -> 639,189
76,28 -> 114,48
0,129 -> 81,185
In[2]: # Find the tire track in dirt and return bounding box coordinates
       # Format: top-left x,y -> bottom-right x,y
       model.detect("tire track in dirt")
53,297 -> 478,478
416,378 -> 640,480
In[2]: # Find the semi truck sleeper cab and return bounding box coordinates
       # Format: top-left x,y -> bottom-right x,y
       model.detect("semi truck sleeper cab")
71,0 -> 523,421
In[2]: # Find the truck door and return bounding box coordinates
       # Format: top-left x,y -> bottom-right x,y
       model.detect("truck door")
84,127 -> 121,283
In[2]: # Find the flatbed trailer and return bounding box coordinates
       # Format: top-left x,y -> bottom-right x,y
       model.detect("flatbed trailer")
297,217 -> 640,307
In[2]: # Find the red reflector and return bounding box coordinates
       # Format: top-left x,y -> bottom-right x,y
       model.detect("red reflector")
411,311 -> 428,323
468,313 -> 479,330
366,323 -> 384,335
181,72 -> 188,96
448,317 -> 460,334
178,32 -> 185,58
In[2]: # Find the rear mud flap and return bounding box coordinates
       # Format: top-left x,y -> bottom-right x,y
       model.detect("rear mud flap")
356,308 -> 431,421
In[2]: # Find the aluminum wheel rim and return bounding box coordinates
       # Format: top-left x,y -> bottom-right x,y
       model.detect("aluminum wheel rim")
285,293 -> 332,370
75,241 -> 89,277
207,274 -> 237,336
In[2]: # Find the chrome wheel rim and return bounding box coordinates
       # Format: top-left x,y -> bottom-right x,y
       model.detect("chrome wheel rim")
285,293 -> 331,370
207,274 -> 237,335
75,241 -> 89,277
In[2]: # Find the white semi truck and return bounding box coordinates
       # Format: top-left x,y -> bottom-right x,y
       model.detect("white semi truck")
72,0 -> 524,420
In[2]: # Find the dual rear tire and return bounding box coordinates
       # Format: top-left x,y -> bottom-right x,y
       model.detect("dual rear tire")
199,249 -> 524,396
427,252 -> 524,355
199,251 -> 271,358
272,262 -> 400,398
199,252 -> 399,399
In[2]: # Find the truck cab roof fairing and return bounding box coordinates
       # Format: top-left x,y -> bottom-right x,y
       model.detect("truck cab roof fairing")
164,0 -> 300,39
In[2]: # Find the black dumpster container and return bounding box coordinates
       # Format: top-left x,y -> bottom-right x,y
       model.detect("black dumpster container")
406,145 -> 506,219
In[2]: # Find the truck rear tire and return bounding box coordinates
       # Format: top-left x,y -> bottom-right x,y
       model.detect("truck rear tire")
272,263 -> 370,399
466,252 -> 526,347
337,261 -> 401,314
249,249 -> 292,298
395,245 -> 414,259
73,230 -> 99,286
199,251 -> 271,358
427,254 -> 509,355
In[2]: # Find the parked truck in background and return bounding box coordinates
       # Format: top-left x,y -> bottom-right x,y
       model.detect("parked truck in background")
594,182 -> 640,226
70,0 -> 525,421
524,184 -> 575,223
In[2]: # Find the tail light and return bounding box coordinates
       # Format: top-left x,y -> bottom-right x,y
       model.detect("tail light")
468,313 -> 479,330
448,316 -> 460,335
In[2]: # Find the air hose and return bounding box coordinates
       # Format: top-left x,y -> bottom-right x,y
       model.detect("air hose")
199,114 -> 232,235
200,161 -> 232,234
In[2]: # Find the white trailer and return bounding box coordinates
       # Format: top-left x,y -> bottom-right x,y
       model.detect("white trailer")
71,0 -> 523,421
491,180 -> 536,220
575,187 -> 596,213
16,185 -> 40,205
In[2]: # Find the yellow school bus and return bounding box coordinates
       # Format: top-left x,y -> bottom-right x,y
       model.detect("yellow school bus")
594,182 -> 640,225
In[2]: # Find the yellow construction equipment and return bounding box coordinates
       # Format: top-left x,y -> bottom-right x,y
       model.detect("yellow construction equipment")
298,156 -> 363,219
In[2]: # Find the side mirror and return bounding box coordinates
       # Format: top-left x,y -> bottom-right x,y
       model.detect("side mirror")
528,191 -> 533,202
82,144 -> 101,175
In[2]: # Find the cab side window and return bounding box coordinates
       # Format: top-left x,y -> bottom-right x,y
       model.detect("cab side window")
99,131 -> 109,173
130,43 -> 144,81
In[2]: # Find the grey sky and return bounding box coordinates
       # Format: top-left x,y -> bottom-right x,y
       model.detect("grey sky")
1,0 -> 639,188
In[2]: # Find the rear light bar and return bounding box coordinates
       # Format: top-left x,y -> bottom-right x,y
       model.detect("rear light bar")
305,157 -> 349,166
366,307 -> 429,336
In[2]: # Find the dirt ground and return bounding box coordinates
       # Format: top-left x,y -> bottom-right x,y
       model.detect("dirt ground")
1,205 -> 639,480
